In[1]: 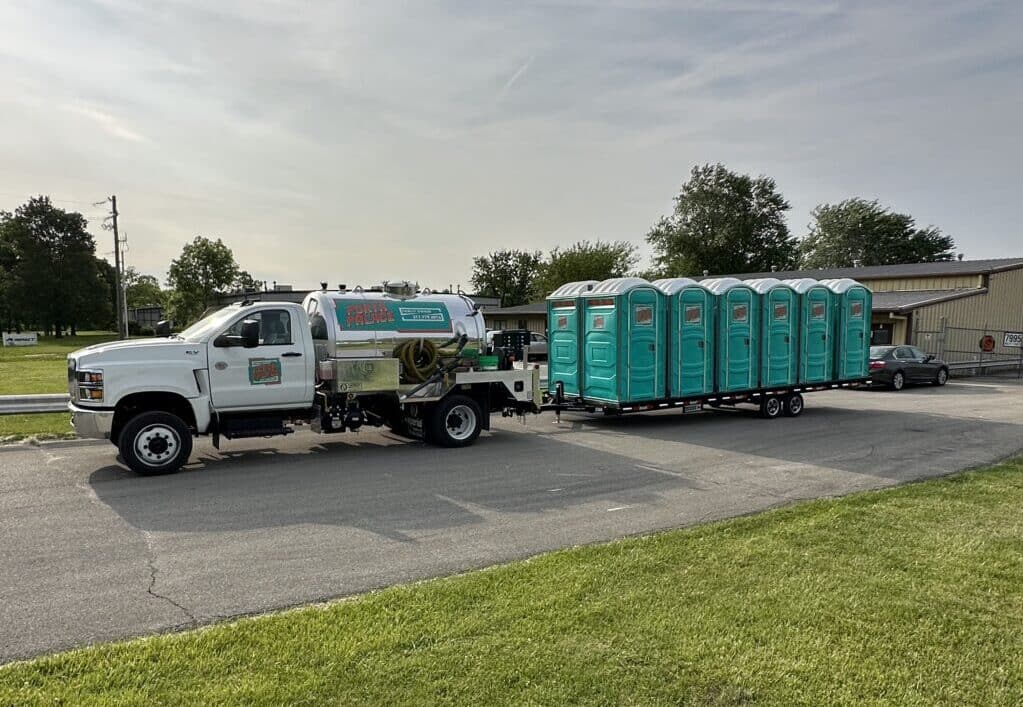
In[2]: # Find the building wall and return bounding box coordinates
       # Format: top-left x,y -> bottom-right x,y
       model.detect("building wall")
913,267 -> 1023,334
484,314 -> 548,334
859,274 -> 982,292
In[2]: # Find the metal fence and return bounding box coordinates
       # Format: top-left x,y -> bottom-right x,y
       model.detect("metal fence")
914,320 -> 1023,376
0,394 -> 71,415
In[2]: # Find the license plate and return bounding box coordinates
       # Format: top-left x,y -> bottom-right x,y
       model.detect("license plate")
683,403 -> 701,414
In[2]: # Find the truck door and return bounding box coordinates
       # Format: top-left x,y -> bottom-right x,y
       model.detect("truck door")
207,308 -> 314,410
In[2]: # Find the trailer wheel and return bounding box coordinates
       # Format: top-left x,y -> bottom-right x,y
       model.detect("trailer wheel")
427,394 -> 483,447
783,392 -> 804,417
759,396 -> 783,419
118,411 -> 192,475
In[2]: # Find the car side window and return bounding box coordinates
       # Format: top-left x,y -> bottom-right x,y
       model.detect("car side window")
910,347 -> 927,359
222,309 -> 292,346
894,346 -> 914,359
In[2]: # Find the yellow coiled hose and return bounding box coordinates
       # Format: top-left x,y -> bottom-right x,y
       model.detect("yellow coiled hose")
393,338 -> 440,382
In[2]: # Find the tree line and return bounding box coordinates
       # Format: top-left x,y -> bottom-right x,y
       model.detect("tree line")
472,163 -> 956,307
0,196 -> 259,335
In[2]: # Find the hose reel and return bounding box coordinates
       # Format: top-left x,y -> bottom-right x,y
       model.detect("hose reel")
394,338 -> 440,382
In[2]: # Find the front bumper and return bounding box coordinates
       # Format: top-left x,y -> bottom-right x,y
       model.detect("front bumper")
69,403 -> 115,440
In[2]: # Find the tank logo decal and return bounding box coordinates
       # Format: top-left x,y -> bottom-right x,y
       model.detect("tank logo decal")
336,301 -> 452,332
248,357 -> 282,385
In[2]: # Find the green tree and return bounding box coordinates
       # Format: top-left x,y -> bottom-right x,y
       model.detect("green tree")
0,196 -> 110,336
122,267 -> 166,308
800,198 -> 955,268
166,236 -> 244,324
234,270 -> 262,293
536,240 -> 639,296
470,249 -> 544,307
647,164 -> 797,278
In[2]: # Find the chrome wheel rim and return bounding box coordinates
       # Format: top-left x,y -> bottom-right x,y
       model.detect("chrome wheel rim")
788,395 -> 803,414
134,424 -> 179,467
765,398 -> 781,417
445,404 -> 477,441
937,370 -> 947,385
893,373 -> 904,390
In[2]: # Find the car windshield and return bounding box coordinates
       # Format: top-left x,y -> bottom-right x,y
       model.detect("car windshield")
177,306 -> 242,340
869,346 -> 893,358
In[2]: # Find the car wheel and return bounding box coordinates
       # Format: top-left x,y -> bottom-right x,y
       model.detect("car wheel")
933,368 -> 949,386
890,371 -> 905,391
783,392 -> 804,417
759,396 -> 783,419
427,394 -> 483,447
118,411 -> 193,475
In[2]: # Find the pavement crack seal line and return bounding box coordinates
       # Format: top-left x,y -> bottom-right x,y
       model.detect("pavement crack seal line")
140,530 -> 197,627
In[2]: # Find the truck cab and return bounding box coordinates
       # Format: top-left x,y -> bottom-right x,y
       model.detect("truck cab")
69,288 -> 540,475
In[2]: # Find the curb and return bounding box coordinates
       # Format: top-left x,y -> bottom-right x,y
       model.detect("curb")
0,437 -> 107,453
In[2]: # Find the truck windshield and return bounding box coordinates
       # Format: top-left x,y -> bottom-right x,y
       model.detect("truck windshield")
177,307 -> 240,341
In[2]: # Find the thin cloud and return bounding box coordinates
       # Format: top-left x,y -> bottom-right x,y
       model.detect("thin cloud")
64,103 -> 147,143
498,56 -> 534,99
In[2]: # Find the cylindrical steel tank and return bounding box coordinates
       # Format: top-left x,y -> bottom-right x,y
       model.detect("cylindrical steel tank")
302,289 -> 486,362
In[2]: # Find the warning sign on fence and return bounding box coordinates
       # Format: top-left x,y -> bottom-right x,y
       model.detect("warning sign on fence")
1004,331 -> 1023,348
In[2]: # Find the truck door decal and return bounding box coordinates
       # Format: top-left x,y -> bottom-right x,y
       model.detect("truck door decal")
248,358 -> 282,385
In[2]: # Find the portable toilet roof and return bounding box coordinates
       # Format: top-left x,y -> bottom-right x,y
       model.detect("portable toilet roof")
547,280 -> 598,299
699,277 -> 745,294
782,278 -> 821,293
744,277 -> 790,294
589,277 -> 652,295
652,277 -> 701,295
818,278 -> 864,294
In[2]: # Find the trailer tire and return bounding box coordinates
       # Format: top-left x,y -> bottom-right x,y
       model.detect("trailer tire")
759,396 -> 783,419
118,410 -> 192,475
783,392 -> 804,417
427,394 -> 482,448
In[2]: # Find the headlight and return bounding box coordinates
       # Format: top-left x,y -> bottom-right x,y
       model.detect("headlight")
76,369 -> 104,402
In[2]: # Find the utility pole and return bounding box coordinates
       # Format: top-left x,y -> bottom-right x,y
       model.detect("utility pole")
110,196 -> 124,339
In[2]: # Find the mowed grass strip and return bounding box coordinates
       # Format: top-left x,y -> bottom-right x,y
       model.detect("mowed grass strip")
0,332 -> 117,395
0,413 -> 74,441
2,461 -> 1022,706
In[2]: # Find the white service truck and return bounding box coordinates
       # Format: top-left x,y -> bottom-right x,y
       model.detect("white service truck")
68,282 -> 541,475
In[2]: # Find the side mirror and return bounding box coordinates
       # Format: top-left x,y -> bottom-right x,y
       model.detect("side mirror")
155,320 -> 171,337
924,354 -> 935,362
241,319 -> 260,348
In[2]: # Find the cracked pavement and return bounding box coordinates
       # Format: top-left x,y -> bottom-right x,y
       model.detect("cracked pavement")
2,379 -> 1022,663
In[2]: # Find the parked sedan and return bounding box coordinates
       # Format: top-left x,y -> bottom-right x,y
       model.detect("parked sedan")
868,345 -> 949,390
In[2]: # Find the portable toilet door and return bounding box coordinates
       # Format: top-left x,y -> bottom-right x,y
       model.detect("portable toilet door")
653,278 -> 715,397
746,279 -> 798,387
701,278 -> 759,392
581,291 -> 619,402
546,280 -> 598,397
783,278 -> 833,383
583,278 -> 665,403
820,278 -> 872,380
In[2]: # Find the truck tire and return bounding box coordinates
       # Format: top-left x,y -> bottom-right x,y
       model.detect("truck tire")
118,411 -> 193,475
783,392 -> 804,417
759,396 -> 783,419
427,394 -> 482,448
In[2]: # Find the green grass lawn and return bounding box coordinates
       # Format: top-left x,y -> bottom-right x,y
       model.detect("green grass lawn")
0,332 -> 116,440
2,459 -> 1021,706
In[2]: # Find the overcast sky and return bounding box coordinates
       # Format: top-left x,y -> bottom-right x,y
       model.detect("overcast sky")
1,0 -> 1020,290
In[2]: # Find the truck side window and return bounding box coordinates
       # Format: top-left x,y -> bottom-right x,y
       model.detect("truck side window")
223,310 -> 292,346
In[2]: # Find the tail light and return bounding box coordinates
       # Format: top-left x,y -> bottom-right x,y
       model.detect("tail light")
869,360 -> 886,370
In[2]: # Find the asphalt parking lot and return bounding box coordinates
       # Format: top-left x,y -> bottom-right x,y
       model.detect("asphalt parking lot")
2,379 -> 1022,663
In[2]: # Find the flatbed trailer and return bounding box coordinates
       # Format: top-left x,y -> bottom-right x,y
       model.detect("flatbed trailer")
542,378 -> 868,422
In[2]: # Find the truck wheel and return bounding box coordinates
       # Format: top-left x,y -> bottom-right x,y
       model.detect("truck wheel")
759,396 -> 783,419
118,411 -> 193,475
783,392 -> 804,417
427,395 -> 482,448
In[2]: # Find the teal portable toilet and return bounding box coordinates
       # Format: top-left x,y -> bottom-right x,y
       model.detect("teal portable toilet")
653,278 -> 715,397
546,280 -> 598,397
746,278 -> 798,387
581,278 -> 666,404
701,278 -> 759,392
820,278 -> 872,380
783,278 -> 834,383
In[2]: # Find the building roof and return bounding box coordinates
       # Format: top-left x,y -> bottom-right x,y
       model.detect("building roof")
872,288 -> 986,313
482,302 -> 548,316
721,258 -> 1023,281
